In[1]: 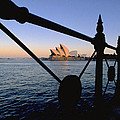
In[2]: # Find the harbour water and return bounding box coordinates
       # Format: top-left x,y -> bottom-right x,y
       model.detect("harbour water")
0,58 -> 117,119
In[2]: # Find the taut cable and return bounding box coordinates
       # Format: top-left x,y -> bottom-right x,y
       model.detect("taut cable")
0,22 -> 61,83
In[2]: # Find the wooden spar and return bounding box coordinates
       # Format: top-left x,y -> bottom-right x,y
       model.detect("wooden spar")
94,15 -> 105,105
0,23 -> 61,83
26,13 -> 116,51
1,5 -> 116,51
27,13 -> 93,43
0,0 -> 116,50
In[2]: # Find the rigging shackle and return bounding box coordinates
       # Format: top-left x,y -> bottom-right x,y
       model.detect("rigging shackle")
103,66 -> 116,95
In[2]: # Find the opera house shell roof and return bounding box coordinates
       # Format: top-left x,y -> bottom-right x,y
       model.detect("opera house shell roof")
50,44 -> 70,57
49,44 -> 80,60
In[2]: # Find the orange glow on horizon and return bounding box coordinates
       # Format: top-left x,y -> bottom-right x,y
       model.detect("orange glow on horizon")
0,41 -> 115,58
0,46 -> 50,58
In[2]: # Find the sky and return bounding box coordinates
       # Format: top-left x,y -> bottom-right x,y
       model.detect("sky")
0,0 -> 120,58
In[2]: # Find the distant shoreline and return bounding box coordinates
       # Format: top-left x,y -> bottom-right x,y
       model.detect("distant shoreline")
0,54 -> 117,62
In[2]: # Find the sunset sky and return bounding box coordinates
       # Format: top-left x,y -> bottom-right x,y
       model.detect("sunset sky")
0,0 -> 120,58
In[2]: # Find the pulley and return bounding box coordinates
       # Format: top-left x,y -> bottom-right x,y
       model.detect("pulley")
103,59 -> 116,95
58,75 -> 82,108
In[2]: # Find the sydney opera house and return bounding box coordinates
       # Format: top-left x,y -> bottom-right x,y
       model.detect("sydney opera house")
49,44 -> 80,61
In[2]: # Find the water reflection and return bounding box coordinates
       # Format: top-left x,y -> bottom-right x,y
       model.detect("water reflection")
0,59 -> 117,119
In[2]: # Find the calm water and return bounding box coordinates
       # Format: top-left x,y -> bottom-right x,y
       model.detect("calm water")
0,58 -> 117,119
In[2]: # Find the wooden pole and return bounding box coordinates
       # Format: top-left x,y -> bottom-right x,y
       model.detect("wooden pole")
114,36 -> 120,102
94,15 -> 105,106
117,36 -> 120,89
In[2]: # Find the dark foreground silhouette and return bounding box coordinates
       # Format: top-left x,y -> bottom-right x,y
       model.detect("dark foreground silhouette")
1,1 -> 120,120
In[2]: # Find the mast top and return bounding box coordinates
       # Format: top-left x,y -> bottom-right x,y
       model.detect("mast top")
96,14 -> 103,33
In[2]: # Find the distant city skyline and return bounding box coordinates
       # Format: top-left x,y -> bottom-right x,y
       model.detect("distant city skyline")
1,0 -> 120,58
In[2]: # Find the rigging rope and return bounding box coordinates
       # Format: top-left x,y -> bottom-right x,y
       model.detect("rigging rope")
0,22 -> 61,83
79,51 -> 96,79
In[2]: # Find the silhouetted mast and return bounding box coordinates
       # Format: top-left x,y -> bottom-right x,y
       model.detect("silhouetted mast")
94,15 -> 105,106
114,36 -> 120,99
